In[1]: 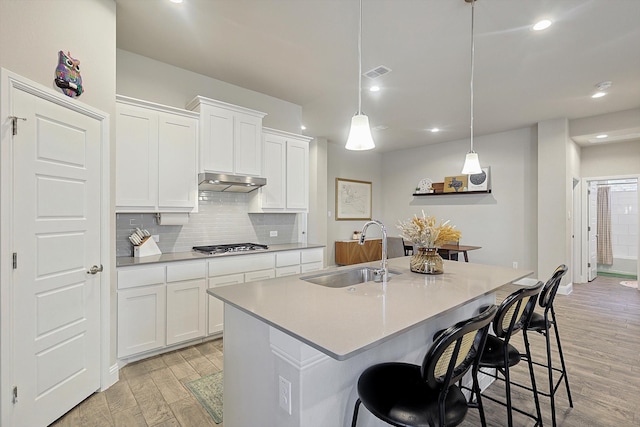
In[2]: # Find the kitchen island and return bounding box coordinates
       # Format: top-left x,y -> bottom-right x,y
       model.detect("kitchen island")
208,257 -> 533,427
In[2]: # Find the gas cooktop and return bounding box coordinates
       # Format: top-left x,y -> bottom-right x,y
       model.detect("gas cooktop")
192,243 -> 269,255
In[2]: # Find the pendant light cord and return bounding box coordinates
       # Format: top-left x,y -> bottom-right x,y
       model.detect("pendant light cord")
357,0 -> 363,115
469,0 -> 475,152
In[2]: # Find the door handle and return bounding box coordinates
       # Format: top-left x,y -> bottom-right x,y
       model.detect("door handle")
87,264 -> 104,275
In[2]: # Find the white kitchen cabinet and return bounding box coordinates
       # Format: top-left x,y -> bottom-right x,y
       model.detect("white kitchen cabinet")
116,95 -> 198,213
207,273 -> 245,335
166,279 -> 207,345
117,284 -> 166,358
166,262 -> 207,345
301,248 -> 324,273
186,96 -> 266,176
250,127 -> 312,212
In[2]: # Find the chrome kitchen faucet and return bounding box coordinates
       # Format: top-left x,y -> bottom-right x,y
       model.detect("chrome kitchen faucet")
359,220 -> 389,282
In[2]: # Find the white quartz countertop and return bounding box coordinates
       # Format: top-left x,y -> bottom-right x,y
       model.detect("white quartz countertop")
208,257 -> 533,360
116,243 -> 325,267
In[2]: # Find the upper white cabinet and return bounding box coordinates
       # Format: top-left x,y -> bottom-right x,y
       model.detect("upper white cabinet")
116,95 -> 198,213
250,127 -> 312,213
186,96 -> 267,176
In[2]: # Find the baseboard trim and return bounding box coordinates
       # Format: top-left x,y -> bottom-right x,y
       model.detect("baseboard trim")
557,282 -> 573,295
100,363 -> 119,391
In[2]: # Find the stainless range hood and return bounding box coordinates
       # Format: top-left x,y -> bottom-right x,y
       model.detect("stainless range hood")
198,173 -> 266,193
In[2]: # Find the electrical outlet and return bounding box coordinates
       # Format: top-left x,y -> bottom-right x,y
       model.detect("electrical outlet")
270,230 -> 278,237
512,261 -> 518,269
279,376 -> 292,414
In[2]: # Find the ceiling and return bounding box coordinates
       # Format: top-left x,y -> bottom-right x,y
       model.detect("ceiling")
116,0 -> 640,152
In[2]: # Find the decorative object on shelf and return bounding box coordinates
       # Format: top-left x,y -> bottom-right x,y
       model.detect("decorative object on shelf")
336,178 -> 372,220
352,231 -> 362,240
468,166 -> 490,191
415,178 -> 434,194
444,175 -> 468,193
54,51 -> 83,97
345,0 -> 375,151
410,247 -> 444,274
397,211 -> 461,274
461,0 -> 482,174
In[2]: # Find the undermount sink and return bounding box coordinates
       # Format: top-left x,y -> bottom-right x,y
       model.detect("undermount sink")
300,267 -> 401,288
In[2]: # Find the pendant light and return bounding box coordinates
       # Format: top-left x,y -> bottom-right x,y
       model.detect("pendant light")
345,0 -> 375,150
461,0 -> 482,174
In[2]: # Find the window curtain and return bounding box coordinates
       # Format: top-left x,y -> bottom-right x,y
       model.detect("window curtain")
597,186 -> 613,265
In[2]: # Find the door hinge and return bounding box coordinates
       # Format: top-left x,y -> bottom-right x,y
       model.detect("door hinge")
12,252 -> 17,269
588,262 -> 591,268
587,226 -> 591,232
8,116 -> 27,136
12,386 -> 18,404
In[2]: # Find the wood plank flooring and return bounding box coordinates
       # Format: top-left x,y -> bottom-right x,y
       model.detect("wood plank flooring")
460,275 -> 640,427
50,340 -> 224,427
50,275 -> 639,427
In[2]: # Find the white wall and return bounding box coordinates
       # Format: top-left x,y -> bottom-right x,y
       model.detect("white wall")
581,140 -> 640,177
116,49 -> 302,133
0,0 -> 117,364
381,127 -> 538,271
326,142 -> 383,265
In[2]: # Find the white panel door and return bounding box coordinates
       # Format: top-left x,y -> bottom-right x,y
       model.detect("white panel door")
262,134 -> 286,208
588,181 -> 598,281
234,113 -> 262,176
201,105 -> 234,173
166,279 -> 207,345
286,139 -> 309,210
115,103 -> 158,208
158,112 -> 198,209
12,89 -> 102,426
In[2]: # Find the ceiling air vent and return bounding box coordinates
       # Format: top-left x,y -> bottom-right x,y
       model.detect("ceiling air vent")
364,65 -> 392,79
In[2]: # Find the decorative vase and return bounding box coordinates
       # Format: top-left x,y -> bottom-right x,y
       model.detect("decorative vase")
410,247 -> 444,274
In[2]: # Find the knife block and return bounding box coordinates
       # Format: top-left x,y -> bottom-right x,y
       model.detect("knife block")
134,236 -> 162,258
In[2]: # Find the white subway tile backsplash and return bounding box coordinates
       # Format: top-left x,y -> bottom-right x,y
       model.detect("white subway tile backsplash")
116,191 -> 299,257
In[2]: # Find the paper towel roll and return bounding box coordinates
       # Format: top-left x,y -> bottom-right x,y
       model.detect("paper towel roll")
157,213 -> 190,225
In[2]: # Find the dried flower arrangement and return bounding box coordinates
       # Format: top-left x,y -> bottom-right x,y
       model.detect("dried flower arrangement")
397,211 -> 461,248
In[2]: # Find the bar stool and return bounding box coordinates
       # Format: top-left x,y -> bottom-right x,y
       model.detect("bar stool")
478,281 -> 544,427
527,264 -> 573,427
351,305 -> 497,427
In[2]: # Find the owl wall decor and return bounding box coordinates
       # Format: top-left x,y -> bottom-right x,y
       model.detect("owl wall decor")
54,50 -> 84,97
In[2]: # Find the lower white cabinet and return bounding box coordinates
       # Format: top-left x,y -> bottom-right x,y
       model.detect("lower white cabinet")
117,248 -> 325,358
167,279 -> 207,345
117,284 -> 166,358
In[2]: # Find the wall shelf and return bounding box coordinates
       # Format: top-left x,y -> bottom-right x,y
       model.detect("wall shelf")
412,190 -> 492,196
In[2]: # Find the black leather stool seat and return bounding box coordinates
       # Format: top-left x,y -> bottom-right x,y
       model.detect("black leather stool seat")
357,362 -> 469,427
526,312 -> 548,332
479,335 -> 521,368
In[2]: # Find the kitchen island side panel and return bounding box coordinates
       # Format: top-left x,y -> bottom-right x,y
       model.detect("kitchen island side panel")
222,294 -> 494,427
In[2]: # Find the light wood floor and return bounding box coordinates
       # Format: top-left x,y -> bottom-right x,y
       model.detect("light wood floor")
460,275 -> 640,427
50,340 -> 224,427
50,275 -> 639,427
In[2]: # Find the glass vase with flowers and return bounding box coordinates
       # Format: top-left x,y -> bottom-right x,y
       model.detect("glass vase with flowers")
397,211 -> 461,274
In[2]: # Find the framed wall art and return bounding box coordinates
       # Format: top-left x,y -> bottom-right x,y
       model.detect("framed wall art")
335,178 -> 372,220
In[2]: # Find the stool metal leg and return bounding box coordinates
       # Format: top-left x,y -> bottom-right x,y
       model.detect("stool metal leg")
351,398 -> 361,427
524,330 -> 543,426
551,308 -> 573,407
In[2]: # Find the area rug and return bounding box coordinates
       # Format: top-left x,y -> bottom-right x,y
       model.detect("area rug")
620,280 -> 638,289
186,371 -> 223,424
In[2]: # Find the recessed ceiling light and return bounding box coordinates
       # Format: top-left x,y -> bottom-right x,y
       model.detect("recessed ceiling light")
532,19 -> 552,31
369,86 -> 380,92
592,92 -> 606,99
596,134 -> 608,139
301,125 -> 307,130
430,128 -> 440,133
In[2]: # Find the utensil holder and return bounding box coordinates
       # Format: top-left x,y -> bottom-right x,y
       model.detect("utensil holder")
134,236 -> 162,258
